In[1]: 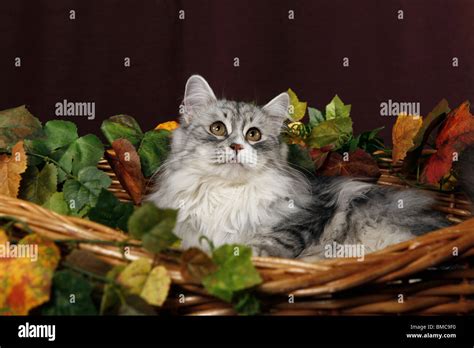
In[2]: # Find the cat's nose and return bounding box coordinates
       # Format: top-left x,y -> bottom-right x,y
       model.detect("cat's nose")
230,143 -> 244,152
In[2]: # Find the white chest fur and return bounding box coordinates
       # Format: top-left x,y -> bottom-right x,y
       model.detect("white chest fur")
148,167 -> 293,249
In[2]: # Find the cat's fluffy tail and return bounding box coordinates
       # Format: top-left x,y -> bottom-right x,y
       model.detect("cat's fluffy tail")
456,145 -> 474,205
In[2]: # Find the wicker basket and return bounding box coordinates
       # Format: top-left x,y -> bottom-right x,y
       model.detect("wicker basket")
0,154 -> 473,315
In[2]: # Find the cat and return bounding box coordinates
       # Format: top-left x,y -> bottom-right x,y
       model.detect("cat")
147,75 -> 473,259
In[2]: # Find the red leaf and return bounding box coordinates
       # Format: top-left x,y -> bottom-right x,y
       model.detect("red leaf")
309,145 -> 333,170
421,101 -> 474,184
317,149 -> 380,178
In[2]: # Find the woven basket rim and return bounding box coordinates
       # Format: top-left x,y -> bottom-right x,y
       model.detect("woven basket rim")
2,151 -> 474,315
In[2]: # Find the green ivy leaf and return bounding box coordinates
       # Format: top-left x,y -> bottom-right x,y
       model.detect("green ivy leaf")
42,270 -> 97,315
88,189 -> 134,231
43,192 -> 70,215
41,120 -> 79,152
100,265 -> 125,315
0,105 -> 43,151
101,115 -> 144,148
128,203 -> 179,254
287,144 -> 315,175
325,95 -> 351,119
55,134 -> 104,182
138,130 -> 171,177
307,117 -> 353,149
63,166 -> 112,212
233,292 -> 261,316
202,244 -> 262,302
19,163 -> 58,205
308,107 -> 325,127
142,219 -> 179,254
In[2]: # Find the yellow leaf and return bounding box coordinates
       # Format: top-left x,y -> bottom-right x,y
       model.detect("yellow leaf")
0,141 -> 28,198
287,89 -> 307,122
0,231 -> 60,315
140,265 -> 171,306
117,258 -> 151,295
155,121 -> 179,131
117,258 -> 171,307
392,115 -> 423,163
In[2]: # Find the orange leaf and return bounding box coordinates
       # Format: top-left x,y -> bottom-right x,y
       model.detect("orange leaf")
422,101 -> 474,184
392,115 -> 423,163
155,121 -> 179,132
0,141 -> 27,197
0,231 -> 60,315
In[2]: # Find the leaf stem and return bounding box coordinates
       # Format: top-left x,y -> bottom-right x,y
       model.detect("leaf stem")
26,152 -> 77,180
61,261 -> 113,284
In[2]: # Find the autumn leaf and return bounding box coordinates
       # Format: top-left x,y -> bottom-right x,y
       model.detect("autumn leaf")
180,248 -> 218,284
106,138 -> 145,204
392,114 -> 423,163
287,89 -> 307,122
411,99 -> 450,151
0,231 -> 60,315
401,100 -> 450,175
155,121 -> 179,132
117,258 -> 171,307
0,141 -> 28,198
139,266 -> 171,307
317,149 -> 380,178
422,101 -> 474,184
0,105 -> 43,150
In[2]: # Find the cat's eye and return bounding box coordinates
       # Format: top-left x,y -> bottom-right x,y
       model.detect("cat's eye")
246,127 -> 262,142
209,121 -> 227,136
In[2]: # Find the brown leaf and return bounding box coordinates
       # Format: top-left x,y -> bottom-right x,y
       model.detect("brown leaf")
421,101 -> 474,184
106,138 -> 145,204
317,149 -> 380,178
392,115 -> 423,163
0,141 -> 27,197
180,248 -> 217,284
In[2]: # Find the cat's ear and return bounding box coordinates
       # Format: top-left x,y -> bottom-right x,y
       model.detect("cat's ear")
262,92 -> 290,124
182,75 -> 217,124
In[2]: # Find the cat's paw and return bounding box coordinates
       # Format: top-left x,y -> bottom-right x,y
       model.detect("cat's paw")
250,245 -> 270,257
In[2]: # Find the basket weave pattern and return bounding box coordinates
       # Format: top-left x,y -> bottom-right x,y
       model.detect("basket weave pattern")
0,156 -> 472,315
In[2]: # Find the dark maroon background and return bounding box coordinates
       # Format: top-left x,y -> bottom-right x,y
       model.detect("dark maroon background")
1,0 -> 473,144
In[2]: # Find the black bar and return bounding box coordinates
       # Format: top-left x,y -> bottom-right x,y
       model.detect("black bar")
0,316 -> 472,346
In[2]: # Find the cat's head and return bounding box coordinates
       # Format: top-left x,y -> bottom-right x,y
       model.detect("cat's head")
170,75 -> 290,182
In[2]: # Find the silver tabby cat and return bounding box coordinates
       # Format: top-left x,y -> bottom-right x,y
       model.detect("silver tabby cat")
148,75 -> 471,259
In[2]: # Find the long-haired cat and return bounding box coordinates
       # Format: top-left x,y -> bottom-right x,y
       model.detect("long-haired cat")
148,75 -> 473,259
